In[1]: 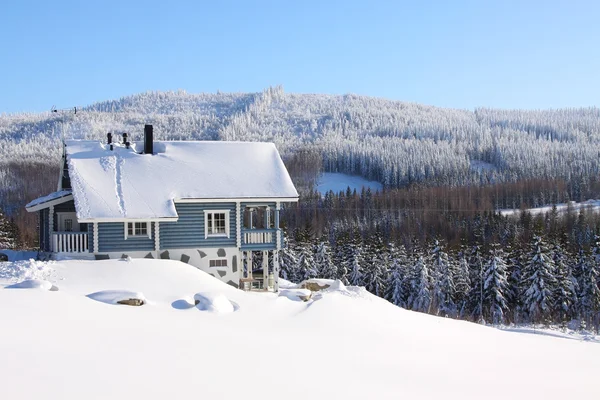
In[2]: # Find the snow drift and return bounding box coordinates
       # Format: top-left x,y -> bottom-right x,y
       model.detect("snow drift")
0,258 -> 598,400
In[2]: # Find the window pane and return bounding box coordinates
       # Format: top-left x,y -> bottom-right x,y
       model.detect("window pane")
215,213 -> 226,233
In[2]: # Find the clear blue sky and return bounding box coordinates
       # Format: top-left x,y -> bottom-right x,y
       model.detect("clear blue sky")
1,0 -> 598,113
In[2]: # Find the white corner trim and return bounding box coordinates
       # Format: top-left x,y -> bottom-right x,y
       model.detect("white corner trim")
154,222 -> 160,251
235,202 -> 241,248
93,222 -> 99,253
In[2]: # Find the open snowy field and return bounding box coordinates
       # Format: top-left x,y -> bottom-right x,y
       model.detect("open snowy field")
499,199 -> 600,216
316,172 -> 383,194
1,258 -> 598,399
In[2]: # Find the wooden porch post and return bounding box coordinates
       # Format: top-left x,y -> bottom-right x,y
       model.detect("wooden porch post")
273,250 -> 279,292
262,250 -> 268,290
248,251 -> 253,279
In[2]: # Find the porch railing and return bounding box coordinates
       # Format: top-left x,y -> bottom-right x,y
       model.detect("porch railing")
52,232 -> 89,253
242,229 -> 276,245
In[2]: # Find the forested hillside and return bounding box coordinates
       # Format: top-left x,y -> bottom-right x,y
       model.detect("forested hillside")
2,87 -> 600,328
2,86 -> 600,239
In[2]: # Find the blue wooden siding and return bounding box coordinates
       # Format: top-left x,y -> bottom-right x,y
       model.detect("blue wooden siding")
159,203 -> 236,249
98,222 -> 155,252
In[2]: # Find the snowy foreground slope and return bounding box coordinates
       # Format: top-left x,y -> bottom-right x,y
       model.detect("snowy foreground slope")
0,259 -> 598,400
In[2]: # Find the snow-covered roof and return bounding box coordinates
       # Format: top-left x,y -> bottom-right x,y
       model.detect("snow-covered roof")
25,190 -> 73,212
65,140 -> 298,221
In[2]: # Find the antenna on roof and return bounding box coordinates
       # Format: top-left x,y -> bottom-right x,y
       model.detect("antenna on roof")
50,105 -> 78,144
51,106 -> 77,114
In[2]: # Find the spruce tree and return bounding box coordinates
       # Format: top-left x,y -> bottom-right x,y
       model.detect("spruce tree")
578,238 -> 600,329
454,249 -> 472,319
314,241 -> 337,279
521,236 -> 556,324
552,242 -> 577,323
0,208 -> 17,250
482,244 -> 510,325
409,255 -> 431,314
279,237 -> 299,283
430,240 -> 456,317
296,243 -> 317,282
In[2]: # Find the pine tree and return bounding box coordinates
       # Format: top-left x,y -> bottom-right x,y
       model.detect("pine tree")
409,255 -> 431,313
0,208 -> 17,249
296,243 -> 317,282
279,237 -> 299,283
314,241 -> 337,279
454,249 -> 472,318
385,256 -> 407,307
506,242 -> 524,324
578,238 -> 600,329
384,244 -> 409,307
467,245 -> 485,322
333,231 -> 350,284
430,240 -> 456,317
552,242 -> 577,323
482,244 -> 509,325
521,236 -> 556,324
348,245 -> 364,286
362,232 -> 388,297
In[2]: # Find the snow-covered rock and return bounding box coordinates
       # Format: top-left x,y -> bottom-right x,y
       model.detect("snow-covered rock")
87,290 -> 146,306
299,278 -> 334,292
5,279 -> 56,291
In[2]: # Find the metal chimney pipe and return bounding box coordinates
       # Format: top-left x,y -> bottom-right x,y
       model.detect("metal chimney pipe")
144,125 -> 153,155
107,132 -> 112,144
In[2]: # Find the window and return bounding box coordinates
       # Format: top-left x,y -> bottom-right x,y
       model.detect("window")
209,259 -> 228,268
204,210 -> 230,238
125,222 -> 151,239
64,219 -> 73,232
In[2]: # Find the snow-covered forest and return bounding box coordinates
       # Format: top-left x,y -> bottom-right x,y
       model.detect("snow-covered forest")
3,86 -> 600,193
280,230 -> 600,331
2,87 -> 600,328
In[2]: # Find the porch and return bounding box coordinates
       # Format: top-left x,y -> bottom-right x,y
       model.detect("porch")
51,232 -> 89,253
239,249 -> 279,292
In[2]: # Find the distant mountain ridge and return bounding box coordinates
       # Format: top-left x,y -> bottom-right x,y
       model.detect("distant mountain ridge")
1,86 -> 600,195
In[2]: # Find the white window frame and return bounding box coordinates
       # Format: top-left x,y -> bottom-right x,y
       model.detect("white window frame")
124,221 -> 151,239
204,210 -> 230,239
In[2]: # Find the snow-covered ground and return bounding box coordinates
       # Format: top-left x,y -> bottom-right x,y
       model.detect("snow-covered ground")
316,172 -> 383,194
1,258 -> 598,399
499,199 -> 600,216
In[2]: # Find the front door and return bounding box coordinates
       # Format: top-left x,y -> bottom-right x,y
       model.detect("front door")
58,212 -> 80,232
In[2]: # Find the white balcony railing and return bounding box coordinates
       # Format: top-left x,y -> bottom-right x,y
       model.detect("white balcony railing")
52,232 -> 89,253
242,229 -> 274,245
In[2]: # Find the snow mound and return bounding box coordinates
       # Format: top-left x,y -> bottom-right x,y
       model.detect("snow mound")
193,292 -> 235,313
5,279 -> 57,291
171,297 -> 196,310
0,259 -> 55,284
87,290 -> 146,306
